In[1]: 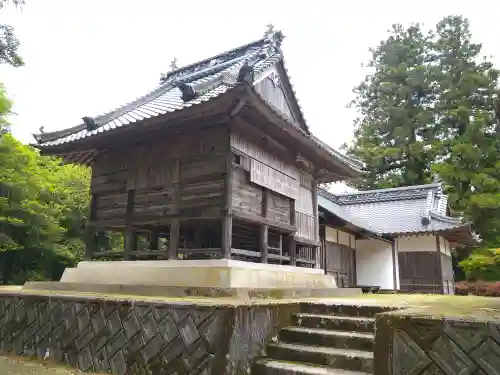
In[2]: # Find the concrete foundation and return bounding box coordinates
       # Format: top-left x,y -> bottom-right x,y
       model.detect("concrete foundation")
21,260 -> 361,299
58,259 -> 338,289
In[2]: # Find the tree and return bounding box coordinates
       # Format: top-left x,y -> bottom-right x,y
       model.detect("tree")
0,133 -> 91,283
345,23 -> 438,190
346,16 -> 500,279
0,83 -> 12,134
0,0 -> 24,67
430,16 -> 500,248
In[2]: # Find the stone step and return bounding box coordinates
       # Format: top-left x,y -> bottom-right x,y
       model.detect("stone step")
293,313 -> 375,333
253,359 -> 371,375
279,326 -> 374,351
301,303 -> 395,318
267,343 -> 373,374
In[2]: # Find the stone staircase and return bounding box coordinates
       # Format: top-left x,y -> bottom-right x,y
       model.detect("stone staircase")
253,303 -> 395,375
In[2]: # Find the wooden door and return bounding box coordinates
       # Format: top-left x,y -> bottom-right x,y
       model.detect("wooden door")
398,252 -> 442,293
325,241 -> 355,287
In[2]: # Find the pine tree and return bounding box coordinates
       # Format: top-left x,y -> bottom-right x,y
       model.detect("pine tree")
346,15 -> 500,255
430,16 -> 500,247
345,23 -> 438,189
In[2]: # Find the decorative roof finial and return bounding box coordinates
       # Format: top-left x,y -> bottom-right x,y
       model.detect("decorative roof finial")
264,23 -> 274,37
264,24 -> 284,48
170,57 -> 178,71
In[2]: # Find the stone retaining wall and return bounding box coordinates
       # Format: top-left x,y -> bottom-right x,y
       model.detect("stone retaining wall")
374,311 -> 500,374
0,294 -> 298,375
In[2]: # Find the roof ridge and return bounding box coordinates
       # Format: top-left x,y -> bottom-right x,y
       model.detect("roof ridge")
163,37 -> 268,81
340,183 -> 441,196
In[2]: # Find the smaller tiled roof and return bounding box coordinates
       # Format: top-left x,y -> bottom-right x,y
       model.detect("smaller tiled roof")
319,183 -> 479,245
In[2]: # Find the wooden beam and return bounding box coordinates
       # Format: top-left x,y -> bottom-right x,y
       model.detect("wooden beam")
312,178 -> 320,269
392,239 -> 398,290
168,159 -> 180,260
435,235 -> 444,294
222,148 -> 233,259
233,209 -> 296,233
288,235 -> 296,266
260,188 -> 269,263
123,190 -> 135,260
84,193 -> 98,260
149,230 -> 159,250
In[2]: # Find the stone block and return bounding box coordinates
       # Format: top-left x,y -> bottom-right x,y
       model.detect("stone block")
374,311 -> 500,375
0,293 -> 299,375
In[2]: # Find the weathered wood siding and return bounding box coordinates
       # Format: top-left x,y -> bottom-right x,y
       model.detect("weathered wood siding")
268,192 -> 290,224
398,251 -> 442,293
295,171 -> 316,241
230,131 -> 316,242
90,125 -> 229,227
231,167 -> 263,217
254,71 -> 295,123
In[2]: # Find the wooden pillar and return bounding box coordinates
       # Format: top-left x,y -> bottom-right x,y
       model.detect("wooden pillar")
391,238 -> 398,291
435,235 -> 444,294
168,219 -> 180,259
84,194 -> 98,260
289,237 -> 296,266
149,230 -> 159,250
168,159 -> 180,260
260,188 -> 269,263
289,197 -> 296,266
312,177 -> 320,269
320,225 -> 327,274
222,150 -> 233,259
123,190 -> 135,260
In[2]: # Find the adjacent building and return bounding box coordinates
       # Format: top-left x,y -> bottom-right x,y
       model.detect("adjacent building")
319,184 -> 478,294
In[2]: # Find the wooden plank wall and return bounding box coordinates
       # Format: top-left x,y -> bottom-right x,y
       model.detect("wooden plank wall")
398,252 -> 442,293
230,132 -> 316,240
296,172 -> 315,242
90,125 -> 229,228
254,71 -> 296,123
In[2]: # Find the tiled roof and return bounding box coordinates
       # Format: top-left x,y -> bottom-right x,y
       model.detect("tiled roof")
319,183 -> 477,241
32,30 -> 362,175
33,37 -> 274,147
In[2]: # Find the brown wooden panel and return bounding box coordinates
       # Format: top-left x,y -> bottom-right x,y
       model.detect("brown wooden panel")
296,186 -> 313,216
91,169 -> 128,193
296,212 -> 315,241
231,167 -> 262,217
267,191 -> 290,224
250,159 -> 298,199
133,187 -> 175,222
254,74 -> 295,122
95,191 -> 128,221
398,251 -> 442,293
299,171 -> 313,189
325,241 -> 355,287
179,154 -> 226,184
179,180 -> 225,209
230,132 -> 299,179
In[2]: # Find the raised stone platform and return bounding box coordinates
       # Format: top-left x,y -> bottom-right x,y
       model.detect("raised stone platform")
58,259 -> 338,289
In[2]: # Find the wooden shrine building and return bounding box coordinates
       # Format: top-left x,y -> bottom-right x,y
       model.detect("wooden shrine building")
33,30 -> 364,268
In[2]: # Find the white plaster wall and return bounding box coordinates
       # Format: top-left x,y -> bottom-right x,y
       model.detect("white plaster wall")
356,239 -> 397,289
398,235 -> 437,252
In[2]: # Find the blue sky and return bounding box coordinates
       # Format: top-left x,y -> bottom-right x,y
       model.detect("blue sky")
0,0 -> 497,191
